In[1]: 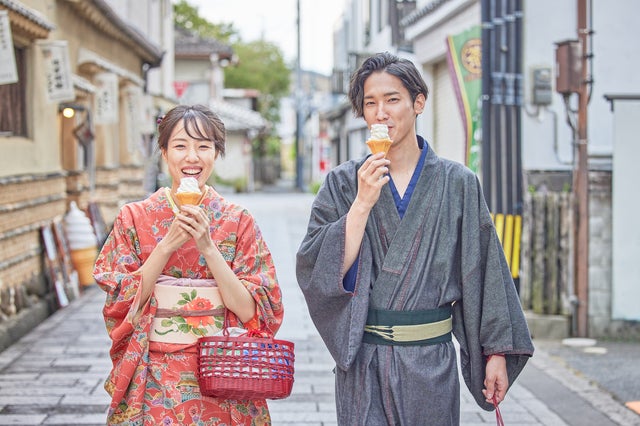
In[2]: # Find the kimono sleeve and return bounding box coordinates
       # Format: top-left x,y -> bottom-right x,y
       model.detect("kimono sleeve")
93,206 -> 147,353
231,209 -> 284,335
296,167 -> 371,370
92,205 -> 152,412
453,174 -> 534,411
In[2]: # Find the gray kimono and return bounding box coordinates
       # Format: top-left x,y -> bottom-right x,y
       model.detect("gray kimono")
296,140 -> 534,425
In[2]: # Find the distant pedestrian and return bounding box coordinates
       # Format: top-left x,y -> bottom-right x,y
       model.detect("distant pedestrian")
296,52 -> 534,425
94,104 -> 283,425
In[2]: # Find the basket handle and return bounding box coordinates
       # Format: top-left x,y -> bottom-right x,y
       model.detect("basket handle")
222,308 -> 273,338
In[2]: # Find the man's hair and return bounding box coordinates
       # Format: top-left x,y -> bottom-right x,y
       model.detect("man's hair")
348,52 -> 429,117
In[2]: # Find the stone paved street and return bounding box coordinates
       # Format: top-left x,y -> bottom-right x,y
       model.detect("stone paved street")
0,191 -> 638,425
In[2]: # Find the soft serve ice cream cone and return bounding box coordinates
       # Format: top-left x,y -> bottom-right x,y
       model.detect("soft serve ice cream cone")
366,124 -> 393,156
175,177 -> 202,205
64,201 -> 98,287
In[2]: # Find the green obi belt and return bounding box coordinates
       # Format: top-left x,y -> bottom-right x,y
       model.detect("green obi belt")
363,306 -> 452,346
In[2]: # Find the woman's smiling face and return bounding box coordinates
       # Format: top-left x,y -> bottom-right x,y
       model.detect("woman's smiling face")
162,119 -> 217,194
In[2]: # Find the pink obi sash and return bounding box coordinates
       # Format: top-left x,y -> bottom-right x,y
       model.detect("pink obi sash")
149,276 -> 225,344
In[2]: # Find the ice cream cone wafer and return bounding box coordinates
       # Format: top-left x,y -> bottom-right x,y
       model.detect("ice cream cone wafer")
175,177 -> 202,205
175,192 -> 202,205
367,139 -> 393,155
366,138 -> 393,156
367,124 -> 393,156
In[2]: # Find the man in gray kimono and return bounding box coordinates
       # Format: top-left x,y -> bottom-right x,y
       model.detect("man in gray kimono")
296,52 -> 534,425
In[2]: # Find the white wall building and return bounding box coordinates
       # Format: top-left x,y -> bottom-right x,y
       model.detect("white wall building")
405,0 -> 640,337
105,0 -> 175,102
329,0 -> 640,337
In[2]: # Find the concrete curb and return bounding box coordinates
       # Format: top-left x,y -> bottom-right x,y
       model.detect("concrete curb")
0,298 -> 52,353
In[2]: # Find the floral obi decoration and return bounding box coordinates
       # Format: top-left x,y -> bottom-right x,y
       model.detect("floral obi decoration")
150,276 -> 225,344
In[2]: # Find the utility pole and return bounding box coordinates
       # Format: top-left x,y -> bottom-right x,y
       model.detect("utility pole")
295,0 -> 304,190
574,0 -> 590,337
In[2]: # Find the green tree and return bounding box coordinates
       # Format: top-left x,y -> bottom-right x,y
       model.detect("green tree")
173,0 -> 291,128
173,1 -> 292,185
173,0 -> 238,43
225,40 -> 290,125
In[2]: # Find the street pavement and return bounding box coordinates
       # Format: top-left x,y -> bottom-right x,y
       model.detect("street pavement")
0,189 -> 639,425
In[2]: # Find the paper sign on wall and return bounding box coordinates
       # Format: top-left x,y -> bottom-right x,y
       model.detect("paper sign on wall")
124,85 -> 142,153
94,72 -> 118,124
0,11 -> 18,85
39,40 -> 75,102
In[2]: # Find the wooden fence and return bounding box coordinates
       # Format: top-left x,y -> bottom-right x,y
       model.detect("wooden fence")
519,191 -> 574,315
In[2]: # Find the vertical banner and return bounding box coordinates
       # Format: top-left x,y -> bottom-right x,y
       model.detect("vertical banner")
93,72 -> 118,124
0,10 -> 18,85
139,94 -> 155,134
446,25 -> 482,173
123,85 -> 143,154
39,41 -> 75,102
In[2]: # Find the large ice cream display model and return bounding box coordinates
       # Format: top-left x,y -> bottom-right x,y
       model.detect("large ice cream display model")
175,177 -> 202,205
366,124 -> 393,157
64,202 -> 98,286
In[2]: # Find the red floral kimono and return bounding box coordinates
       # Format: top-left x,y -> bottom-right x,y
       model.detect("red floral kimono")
94,186 -> 283,425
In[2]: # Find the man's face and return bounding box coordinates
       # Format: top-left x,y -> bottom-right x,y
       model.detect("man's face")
362,71 -> 425,149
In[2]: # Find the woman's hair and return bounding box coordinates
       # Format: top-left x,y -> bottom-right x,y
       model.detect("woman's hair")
348,52 -> 429,118
157,104 -> 226,157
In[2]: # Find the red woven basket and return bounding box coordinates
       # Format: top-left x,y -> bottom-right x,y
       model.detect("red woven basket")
197,331 -> 295,400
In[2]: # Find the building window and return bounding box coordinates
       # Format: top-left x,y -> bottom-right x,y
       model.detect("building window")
0,46 -> 26,136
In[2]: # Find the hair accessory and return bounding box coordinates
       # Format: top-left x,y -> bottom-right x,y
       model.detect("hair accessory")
156,115 -> 165,124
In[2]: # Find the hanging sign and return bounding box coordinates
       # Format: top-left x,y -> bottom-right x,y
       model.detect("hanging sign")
173,81 -> 189,98
39,40 -> 75,102
139,93 -> 155,134
123,85 -> 143,154
93,72 -> 118,124
0,10 -> 18,85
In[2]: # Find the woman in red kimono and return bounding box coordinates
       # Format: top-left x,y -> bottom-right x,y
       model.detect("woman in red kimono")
94,104 -> 283,425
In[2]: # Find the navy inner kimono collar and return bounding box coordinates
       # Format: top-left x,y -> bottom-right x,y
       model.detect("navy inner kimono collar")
388,137 -> 428,219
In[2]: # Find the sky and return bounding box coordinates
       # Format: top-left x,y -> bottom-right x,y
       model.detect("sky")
186,0 -> 345,76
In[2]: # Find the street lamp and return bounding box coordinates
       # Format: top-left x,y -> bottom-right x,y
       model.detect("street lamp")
62,107 -> 76,118
58,103 -> 87,117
